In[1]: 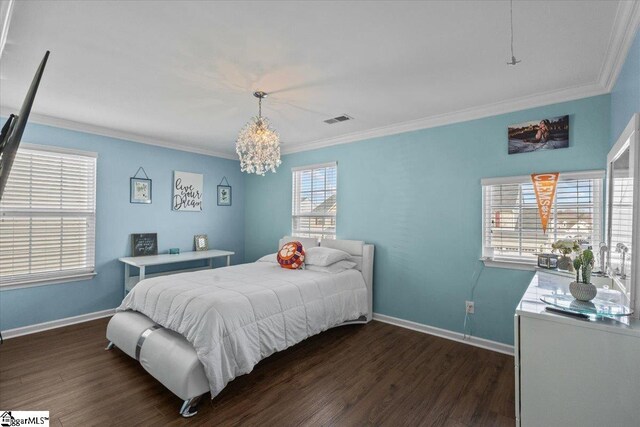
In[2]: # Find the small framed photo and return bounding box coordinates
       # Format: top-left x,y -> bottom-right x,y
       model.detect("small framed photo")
217,185 -> 232,206
194,234 -> 209,251
130,178 -> 152,204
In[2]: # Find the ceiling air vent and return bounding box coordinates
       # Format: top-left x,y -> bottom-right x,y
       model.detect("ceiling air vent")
324,114 -> 353,124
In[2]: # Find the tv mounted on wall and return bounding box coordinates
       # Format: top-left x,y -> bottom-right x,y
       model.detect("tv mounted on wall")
0,50 -> 50,199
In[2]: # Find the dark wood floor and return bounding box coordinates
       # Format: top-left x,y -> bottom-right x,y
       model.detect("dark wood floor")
0,318 -> 515,426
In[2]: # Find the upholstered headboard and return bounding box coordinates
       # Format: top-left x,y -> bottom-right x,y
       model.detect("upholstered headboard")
278,236 -> 374,322
320,239 -> 374,321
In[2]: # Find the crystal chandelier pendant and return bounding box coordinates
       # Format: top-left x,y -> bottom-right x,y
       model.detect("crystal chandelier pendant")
236,91 -> 282,175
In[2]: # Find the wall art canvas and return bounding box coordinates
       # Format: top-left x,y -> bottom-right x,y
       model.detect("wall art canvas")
508,115 -> 569,155
173,171 -> 203,211
131,233 -> 158,257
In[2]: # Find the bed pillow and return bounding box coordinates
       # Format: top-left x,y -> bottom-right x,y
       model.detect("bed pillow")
257,253 -> 278,263
306,260 -> 357,274
304,246 -> 351,267
277,241 -> 305,269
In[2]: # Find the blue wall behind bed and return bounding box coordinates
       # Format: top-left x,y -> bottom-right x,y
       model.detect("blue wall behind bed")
0,122 -> 245,331
244,95 -> 611,346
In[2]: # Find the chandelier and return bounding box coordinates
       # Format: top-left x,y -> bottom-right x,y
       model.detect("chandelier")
236,91 -> 281,175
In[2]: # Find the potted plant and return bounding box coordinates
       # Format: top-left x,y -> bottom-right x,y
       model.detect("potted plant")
569,249 -> 597,301
551,239 -> 580,271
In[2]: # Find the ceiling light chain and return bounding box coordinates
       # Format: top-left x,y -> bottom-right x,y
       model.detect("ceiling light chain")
236,91 -> 282,176
507,0 -> 521,66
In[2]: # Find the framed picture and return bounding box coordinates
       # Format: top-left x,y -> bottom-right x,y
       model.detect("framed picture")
217,185 -> 231,206
131,233 -> 158,257
173,171 -> 203,211
130,177 -> 152,204
508,115 -> 569,155
194,234 -> 208,251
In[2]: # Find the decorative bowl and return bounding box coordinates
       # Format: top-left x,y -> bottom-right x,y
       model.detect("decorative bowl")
569,281 -> 597,302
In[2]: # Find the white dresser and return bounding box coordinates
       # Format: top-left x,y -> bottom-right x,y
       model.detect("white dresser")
514,271 -> 640,427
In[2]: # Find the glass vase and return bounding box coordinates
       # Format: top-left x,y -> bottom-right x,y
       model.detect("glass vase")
557,255 -> 574,272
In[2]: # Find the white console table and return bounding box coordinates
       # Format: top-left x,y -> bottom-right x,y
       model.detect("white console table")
119,249 -> 234,293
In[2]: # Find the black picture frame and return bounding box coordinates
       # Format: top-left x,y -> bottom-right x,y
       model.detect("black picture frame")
217,185 -> 232,206
130,177 -> 152,204
131,233 -> 158,257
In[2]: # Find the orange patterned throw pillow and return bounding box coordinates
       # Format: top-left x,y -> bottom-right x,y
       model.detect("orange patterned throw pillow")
277,241 -> 305,269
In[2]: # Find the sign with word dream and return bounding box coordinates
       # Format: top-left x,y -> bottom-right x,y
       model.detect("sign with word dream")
173,171 -> 203,211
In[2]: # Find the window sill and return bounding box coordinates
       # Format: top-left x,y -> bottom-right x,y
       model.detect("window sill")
480,258 -> 537,272
0,272 -> 97,291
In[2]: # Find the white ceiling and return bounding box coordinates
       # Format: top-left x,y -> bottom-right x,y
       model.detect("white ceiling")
0,1 -> 638,159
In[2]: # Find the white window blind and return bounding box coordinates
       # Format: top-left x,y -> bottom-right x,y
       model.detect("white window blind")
292,162 -> 337,239
482,171 -> 604,265
0,145 -> 97,287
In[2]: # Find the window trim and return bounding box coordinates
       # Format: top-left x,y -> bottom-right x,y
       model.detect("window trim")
19,142 -> 98,159
481,169 -> 605,270
291,161 -> 337,239
0,272 -> 97,291
480,169 -> 604,186
291,161 -> 337,172
0,143 -> 98,289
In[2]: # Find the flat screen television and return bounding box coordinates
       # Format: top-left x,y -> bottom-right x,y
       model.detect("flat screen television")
0,50 -> 50,199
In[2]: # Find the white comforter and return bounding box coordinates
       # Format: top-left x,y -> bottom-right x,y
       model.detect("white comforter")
117,262 -> 368,398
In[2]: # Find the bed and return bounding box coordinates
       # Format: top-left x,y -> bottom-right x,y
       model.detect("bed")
105,237 -> 374,417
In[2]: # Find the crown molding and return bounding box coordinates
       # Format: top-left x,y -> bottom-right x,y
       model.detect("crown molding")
281,82 -> 607,155
4,2 -> 636,160
283,1 -> 639,156
0,107 -> 239,160
0,81 -> 613,161
598,0 -> 640,92
6,80 -> 609,160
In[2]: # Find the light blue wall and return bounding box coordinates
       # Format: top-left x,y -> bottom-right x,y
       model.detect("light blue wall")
245,95 -> 611,345
611,27 -> 639,144
0,122 -> 244,331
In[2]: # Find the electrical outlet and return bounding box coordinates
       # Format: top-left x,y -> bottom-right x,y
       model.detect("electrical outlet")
465,301 -> 475,314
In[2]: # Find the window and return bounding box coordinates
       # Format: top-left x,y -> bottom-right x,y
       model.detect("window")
292,162 -> 337,239
0,144 -> 97,288
482,170 -> 604,267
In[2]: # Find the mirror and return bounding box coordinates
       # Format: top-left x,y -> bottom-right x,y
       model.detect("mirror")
607,141 -> 634,304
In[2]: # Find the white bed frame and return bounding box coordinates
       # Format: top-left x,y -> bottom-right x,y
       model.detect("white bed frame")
105,238 -> 374,417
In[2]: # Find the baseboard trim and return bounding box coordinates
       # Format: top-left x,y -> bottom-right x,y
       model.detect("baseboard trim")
2,309 -> 513,354
1,308 -> 115,340
373,313 -> 514,356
